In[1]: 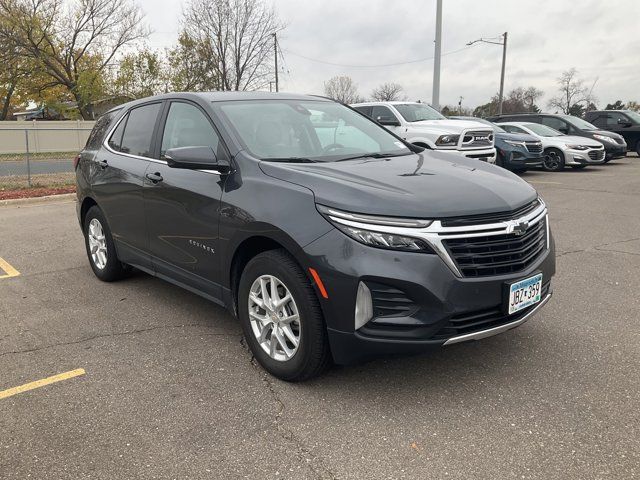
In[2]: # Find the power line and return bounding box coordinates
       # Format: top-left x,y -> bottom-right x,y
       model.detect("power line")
281,44 -> 476,68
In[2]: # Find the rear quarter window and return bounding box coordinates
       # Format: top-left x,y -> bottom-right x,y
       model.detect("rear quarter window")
85,110 -> 120,150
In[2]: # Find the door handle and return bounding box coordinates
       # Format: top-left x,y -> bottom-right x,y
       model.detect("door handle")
145,172 -> 163,184
98,159 -> 108,169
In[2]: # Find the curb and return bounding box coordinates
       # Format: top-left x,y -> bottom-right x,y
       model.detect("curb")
0,193 -> 76,207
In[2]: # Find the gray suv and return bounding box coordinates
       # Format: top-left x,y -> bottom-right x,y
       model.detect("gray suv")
76,92 -> 556,381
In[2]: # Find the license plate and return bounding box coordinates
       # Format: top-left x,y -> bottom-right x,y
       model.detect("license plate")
508,273 -> 543,315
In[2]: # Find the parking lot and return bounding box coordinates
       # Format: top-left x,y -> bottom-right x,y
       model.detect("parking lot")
1,156 -> 639,479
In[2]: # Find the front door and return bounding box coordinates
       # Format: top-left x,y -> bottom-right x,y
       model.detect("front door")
143,101 -> 229,300
90,102 -> 163,269
372,105 -> 403,136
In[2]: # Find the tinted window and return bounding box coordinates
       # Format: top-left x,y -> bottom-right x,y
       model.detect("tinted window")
371,106 -> 398,123
108,114 -> 127,151
86,110 -> 120,150
541,116 -> 569,132
353,106 -> 372,117
161,102 -> 220,158
607,112 -> 629,127
502,125 -> 527,134
394,103 -> 444,122
118,103 -> 161,158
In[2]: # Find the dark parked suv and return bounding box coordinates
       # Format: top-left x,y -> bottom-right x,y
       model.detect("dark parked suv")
584,110 -> 640,156
488,113 -> 627,160
450,116 -> 543,172
76,92 -> 555,381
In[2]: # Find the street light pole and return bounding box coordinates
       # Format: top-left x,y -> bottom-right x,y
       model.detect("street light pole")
467,32 -> 508,114
431,0 -> 442,111
498,32 -> 507,115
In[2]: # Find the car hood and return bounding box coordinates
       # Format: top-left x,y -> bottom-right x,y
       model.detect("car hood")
259,151 -> 537,218
586,129 -> 625,141
495,132 -> 539,142
409,119 -> 492,134
551,135 -> 603,147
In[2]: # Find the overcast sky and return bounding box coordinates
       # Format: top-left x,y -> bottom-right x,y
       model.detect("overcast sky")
140,0 -> 640,110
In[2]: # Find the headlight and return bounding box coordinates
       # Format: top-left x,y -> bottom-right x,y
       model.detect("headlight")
504,140 -> 526,147
435,134 -> 459,147
317,205 -> 434,253
566,144 -> 589,150
593,134 -> 616,144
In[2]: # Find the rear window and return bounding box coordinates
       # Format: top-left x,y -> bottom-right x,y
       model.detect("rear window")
85,109 -> 120,150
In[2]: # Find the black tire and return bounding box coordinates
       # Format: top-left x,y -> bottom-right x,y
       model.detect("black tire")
636,141 -> 640,156
511,168 -> 527,174
238,249 -> 331,381
83,205 -> 130,282
542,148 -> 565,171
571,165 -> 588,170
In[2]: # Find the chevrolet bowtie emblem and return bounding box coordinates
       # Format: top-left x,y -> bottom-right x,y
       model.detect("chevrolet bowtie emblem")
506,220 -> 529,236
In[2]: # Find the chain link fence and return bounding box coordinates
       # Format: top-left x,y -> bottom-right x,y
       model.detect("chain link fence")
0,124 -> 94,191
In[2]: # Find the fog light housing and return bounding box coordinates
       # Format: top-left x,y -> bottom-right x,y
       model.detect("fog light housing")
354,282 -> 373,330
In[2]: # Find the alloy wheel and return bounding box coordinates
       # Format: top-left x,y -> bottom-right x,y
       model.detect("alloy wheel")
88,218 -> 107,269
544,151 -> 561,170
248,275 -> 301,362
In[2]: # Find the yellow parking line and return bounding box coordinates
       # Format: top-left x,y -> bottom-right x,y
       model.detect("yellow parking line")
0,368 -> 86,400
0,256 -> 20,279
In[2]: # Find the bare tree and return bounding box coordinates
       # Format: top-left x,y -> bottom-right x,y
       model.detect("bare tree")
523,86 -> 544,112
371,82 -> 404,102
548,69 -> 595,115
323,76 -> 362,104
0,0 -> 148,119
181,0 -> 282,91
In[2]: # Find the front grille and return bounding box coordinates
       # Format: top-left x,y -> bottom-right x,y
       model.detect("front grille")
369,282 -> 417,318
443,217 -> 547,277
525,142 -> 543,153
433,283 -> 550,339
588,149 -> 604,160
461,130 -> 493,148
441,199 -> 540,228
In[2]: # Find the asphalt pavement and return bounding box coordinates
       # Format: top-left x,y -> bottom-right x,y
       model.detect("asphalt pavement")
1,155 -> 638,479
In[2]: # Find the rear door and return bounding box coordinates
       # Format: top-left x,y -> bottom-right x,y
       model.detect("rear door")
143,100 -> 229,300
90,102 -> 163,269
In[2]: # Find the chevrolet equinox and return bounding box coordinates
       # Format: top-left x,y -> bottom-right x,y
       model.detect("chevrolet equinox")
76,92 -> 556,381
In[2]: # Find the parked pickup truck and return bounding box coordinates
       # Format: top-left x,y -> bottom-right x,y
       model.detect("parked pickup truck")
352,101 -> 496,163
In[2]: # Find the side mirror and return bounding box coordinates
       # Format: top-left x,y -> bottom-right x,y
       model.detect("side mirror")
165,146 -> 230,173
376,116 -> 401,127
618,118 -> 632,127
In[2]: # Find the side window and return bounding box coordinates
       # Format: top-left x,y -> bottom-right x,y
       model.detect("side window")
108,114 -> 127,151
503,125 -> 526,134
86,109 -> 119,150
371,106 -> 399,124
591,114 -> 607,127
541,116 -> 568,132
607,112 -> 628,127
353,106 -> 373,118
161,102 -> 221,158
118,103 -> 162,158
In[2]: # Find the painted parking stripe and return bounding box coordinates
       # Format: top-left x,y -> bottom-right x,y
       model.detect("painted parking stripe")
0,369 -> 86,400
0,256 -> 20,279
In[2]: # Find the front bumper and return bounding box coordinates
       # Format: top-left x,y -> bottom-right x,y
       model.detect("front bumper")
304,224 -> 556,365
603,142 -> 627,159
564,148 -> 606,166
500,148 -> 543,170
457,147 -> 497,164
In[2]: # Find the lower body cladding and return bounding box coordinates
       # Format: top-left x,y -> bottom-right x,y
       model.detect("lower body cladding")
304,228 -> 556,365
502,150 -> 543,170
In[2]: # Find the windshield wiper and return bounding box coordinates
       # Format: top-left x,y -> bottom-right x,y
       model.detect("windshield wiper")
262,157 -> 317,163
336,152 -> 411,162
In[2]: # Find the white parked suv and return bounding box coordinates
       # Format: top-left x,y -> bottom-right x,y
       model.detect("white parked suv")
499,122 -> 605,171
351,101 -> 496,163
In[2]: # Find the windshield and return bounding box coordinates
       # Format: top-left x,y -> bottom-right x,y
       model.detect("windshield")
525,123 -> 563,137
453,116 -> 506,133
563,115 -> 598,130
394,103 -> 445,122
625,110 -> 640,123
213,100 -> 411,162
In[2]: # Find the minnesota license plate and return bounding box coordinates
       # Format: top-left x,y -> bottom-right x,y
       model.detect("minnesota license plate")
508,273 -> 543,315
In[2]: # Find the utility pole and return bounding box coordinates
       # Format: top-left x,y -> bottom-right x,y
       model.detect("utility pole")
431,0 -> 442,111
498,32 -> 507,115
458,96 -> 463,115
273,32 -> 279,92
467,32 -> 508,114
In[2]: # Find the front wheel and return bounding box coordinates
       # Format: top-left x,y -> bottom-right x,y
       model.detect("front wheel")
238,250 -> 331,381
543,148 -> 565,171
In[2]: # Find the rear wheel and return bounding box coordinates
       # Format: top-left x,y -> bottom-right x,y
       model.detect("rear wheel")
542,148 -> 565,171
238,250 -> 331,381
83,206 -> 130,282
